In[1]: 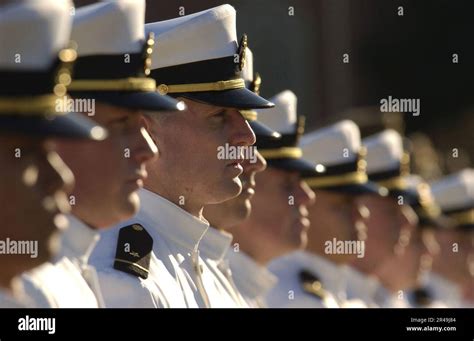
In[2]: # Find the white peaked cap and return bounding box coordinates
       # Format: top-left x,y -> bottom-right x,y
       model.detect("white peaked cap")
0,0 -> 73,70
404,174 -> 445,226
257,90 -> 297,134
431,169 -> 474,212
363,129 -> 405,174
301,120 -> 361,166
146,4 -> 237,69
71,0 -> 145,56
242,47 -> 253,83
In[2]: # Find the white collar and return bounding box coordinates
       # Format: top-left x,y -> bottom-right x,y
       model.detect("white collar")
273,251 -> 348,299
372,281 -> 392,306
136,189 -> 210,252
292,251 -> 342,287
227,250 -> 277,300
425,272 -> 461,300
339,264 -> 387,305
56,214 -> 100,265
199,227 -> 232,261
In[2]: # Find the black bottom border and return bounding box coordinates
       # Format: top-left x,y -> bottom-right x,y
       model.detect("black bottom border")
0,308 -> 471,340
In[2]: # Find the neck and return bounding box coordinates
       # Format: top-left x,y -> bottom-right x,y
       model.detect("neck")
144,183 -> 204,219
70,209 -> 96,230
243,247 -> 276,266
207,219 -> 234,231
431,260 -> 461,284
306,237 -> 355,265
351,257 -> 376,275
305,234 -> 325,256
460,280 -> 474,303
232,224 -> 283,266
0,275 -> 17,295
375,266 -> 414,293
71,197 -> 111,230
0,278 -> 12,292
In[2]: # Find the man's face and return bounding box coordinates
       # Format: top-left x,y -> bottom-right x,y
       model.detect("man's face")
374,227 -> 428,291
56,102 -> 157,229
398,227 -> 427,287
418,227 -> 440,274
355,194 -> 414,265
144,98 -> 256,208
204,151 -> 267,229
468,232 -> 474,278
307,190 -> 363,263
434,229 -> 472,283
0,135 -> 73,279
243,167 -> 315,256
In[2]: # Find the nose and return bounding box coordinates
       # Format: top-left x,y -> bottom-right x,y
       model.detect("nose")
294,179 -> 316,207
131,115 -> 158,164
352,202 -> 370,234
229,111 -> 256,147
400,204 -> 419,229
40,141 -> 75,196
422,229 -> 440,257
254,150 -> 267,172
244,150 -> 267,173
354,203 -> 371,221
242,150 -> 267,187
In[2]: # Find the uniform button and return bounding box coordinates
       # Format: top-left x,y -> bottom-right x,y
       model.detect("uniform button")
157,84 -> 168,95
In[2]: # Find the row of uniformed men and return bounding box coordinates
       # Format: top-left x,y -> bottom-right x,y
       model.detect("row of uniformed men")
0,0 -> 472,308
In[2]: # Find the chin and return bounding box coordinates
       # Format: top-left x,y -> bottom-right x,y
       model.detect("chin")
241,200 -> 252,220
27,254 -> 47,270
336,254 -> 356,264
121,193 -> 140,219
216,178 -> 243,203
36,235 -> 60,265
234,194 -> 251,212
300,239 -> 308,251
298,232 -> 309,250
228,203 -> 251,227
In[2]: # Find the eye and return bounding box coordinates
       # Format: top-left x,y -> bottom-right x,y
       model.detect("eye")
108,114 -> 129,125
344,198 -> 353,207
284,178 -> 295,191
213,110 -> 226,118
208,110 -> 226,127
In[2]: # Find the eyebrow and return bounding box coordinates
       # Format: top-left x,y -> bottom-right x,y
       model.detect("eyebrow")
207,108 -> 226,116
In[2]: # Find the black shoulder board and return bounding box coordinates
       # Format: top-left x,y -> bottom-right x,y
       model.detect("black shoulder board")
412,287 -> 433,307
114,223 -> 153,279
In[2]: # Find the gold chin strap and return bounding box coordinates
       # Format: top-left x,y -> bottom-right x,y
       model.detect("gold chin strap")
377,176 -> 408,191
0,47 -> 77,115
258,147 -> 302,159
0,94 -> 65,115
68,77 -> 156,92
305,171 -> 368,188
240,110 -> 257,121
418,205 -> 442,220
417,183 -> 441,218
304,149 -> 369,189
156,78 -> 245,95
447,209 -> 474,225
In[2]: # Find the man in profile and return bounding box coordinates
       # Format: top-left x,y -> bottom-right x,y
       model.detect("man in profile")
0,0 -> 105,307
22,0 -> 180,307
90,5 -> 275,307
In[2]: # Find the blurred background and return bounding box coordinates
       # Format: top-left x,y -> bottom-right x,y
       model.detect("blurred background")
75,0 -> 474,179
